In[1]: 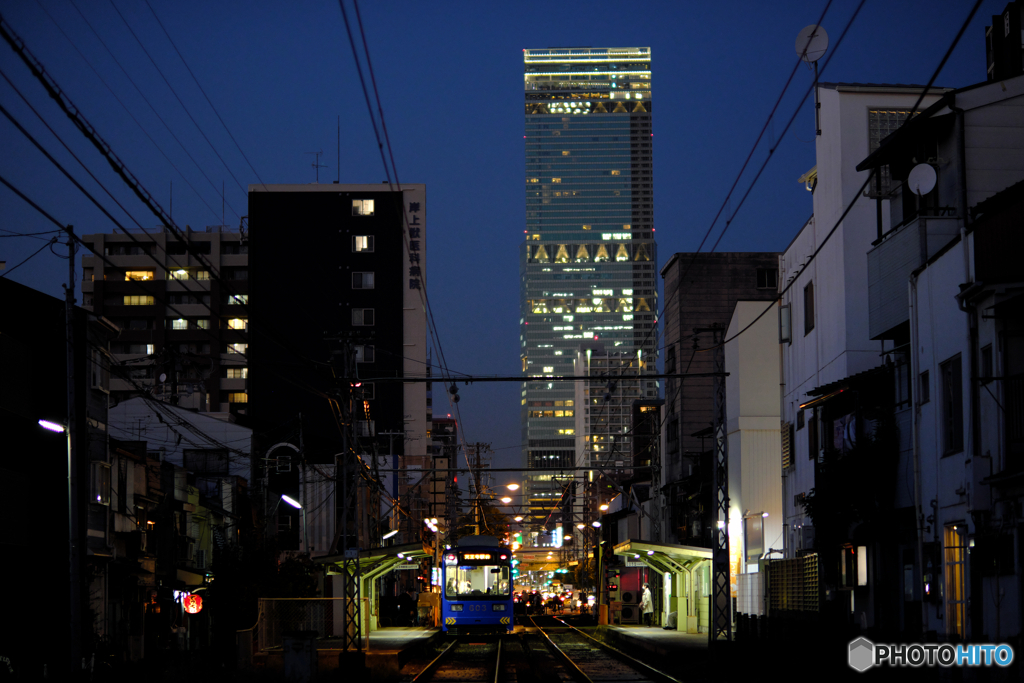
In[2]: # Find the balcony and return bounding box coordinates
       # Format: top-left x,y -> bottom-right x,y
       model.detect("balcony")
867,216 -> 960,339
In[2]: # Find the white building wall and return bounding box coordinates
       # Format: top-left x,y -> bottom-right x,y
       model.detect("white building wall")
781,86 -> 946,555
726,301 -> 783,570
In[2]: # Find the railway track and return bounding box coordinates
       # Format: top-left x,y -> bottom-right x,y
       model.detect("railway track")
404,615 -> 684,683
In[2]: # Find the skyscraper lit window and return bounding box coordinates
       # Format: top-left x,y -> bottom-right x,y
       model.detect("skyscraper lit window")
521,47 -> 658,528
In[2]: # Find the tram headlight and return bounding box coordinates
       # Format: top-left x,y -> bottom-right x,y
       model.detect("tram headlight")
450,604 -> 463,611
492,604 -> 506,611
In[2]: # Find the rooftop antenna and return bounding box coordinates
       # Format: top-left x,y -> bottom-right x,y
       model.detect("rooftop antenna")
795,24 -> 829,136
306,150 -> 328,183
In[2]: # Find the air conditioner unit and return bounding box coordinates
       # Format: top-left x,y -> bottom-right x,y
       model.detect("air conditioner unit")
620,604 -> 640,624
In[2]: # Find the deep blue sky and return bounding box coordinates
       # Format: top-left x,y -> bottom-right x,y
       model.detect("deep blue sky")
0,1 -> 997,468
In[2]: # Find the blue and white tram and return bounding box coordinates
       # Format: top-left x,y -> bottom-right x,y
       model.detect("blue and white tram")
440,536 -> 514,636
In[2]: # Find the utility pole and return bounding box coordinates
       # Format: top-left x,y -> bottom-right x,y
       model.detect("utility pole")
380,431 -> 405,539
64,225 -> 81,676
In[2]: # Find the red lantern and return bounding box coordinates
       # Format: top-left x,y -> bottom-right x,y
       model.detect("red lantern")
183,593 -> 203,614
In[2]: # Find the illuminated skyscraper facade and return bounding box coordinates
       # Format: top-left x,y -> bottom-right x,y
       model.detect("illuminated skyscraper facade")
521,48 -> 658,534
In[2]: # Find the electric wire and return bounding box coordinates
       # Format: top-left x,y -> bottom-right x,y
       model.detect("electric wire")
106,0 -> 249,208
0,235 -> 57,277
142,0 -> 269,194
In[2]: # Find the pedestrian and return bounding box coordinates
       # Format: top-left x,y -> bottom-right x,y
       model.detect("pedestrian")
640,583 -> 654,627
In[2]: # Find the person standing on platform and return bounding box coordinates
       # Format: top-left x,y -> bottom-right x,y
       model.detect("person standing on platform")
640,583 -> 654,627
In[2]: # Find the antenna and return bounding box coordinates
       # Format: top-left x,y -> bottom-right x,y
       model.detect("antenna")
907,163 -> 937,196
306,150 -> 328,183
796,25 -> 829,136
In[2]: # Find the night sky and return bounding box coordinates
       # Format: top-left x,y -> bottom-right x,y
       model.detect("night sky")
0,1 -> 995,470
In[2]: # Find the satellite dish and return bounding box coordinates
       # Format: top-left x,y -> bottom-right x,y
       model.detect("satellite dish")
796,25 -> 829,63
907,163 -> 937,196
159,373 -> 168,383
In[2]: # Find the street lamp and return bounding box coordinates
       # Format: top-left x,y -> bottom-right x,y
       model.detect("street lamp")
506,483 -> 520,491
501,497 -> 512,504
280,494 -> 308,552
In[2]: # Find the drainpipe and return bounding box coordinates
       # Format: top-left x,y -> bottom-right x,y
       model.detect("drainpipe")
909,274 -> 928,636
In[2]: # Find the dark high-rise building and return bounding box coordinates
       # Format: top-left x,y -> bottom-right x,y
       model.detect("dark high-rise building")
248,184 -> 428,546
521,48 -> 658,536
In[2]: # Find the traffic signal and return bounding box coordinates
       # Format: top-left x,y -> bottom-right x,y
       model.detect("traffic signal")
605,566 -> 620,597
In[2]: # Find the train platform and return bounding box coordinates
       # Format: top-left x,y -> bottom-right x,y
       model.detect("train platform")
596,624 -> 709,657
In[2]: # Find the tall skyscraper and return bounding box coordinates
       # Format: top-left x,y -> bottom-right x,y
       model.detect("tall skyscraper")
521,47 -> 658,538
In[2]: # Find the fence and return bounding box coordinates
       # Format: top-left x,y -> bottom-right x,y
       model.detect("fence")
258,598 -> 364,651
767,553 -> 819,613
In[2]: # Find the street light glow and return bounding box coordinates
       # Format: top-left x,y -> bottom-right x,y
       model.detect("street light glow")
382,529 -> 398,540
514,516 -> 524,522
281,495 -> 302,509
599,504 -> 609,511
592,521 -> 601,527
501,497 -> 512,504
506,483 -> 519,491
38,419 -> 65,433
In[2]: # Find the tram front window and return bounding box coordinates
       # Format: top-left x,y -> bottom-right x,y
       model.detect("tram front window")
445,565 -> 510,599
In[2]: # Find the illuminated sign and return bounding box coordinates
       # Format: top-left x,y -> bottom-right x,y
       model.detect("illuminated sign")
444,554 -> 458,565
462,553 -> 492,561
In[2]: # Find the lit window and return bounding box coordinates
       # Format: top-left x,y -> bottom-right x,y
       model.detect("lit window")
543,366 -> 554,373
557,429 -> 575,435
227,343 -> 247,354
227,294 -> 248,305
195,270 -> 210,281
611,170 -> 621,176
352,199 -> 375,216
227,318 -> 247,330
551,178 -> 561,183
196,319 -> 210,330
561,150 -> 570,156
124,271 -> 154,281
352,308 -> 375,326
169,269 -> 190,281
123,296 -> 155,306
352,272 -> 375,289
227,392 -> 248,403
171,318 -> 188,330
353,235 -> 374,252
91,462 -> 111,506
226,368 -> 248,379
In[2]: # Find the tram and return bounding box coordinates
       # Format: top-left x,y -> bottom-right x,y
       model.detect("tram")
440,535 -> 514,636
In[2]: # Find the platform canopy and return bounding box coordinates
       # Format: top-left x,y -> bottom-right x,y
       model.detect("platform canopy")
613,539 -> 711,574
314,541 -> 433,582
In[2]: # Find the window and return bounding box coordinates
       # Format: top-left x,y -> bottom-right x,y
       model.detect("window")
91,462 -> 111,506
118,343 -> 155,355
124,271 -> 154,281
868,109 -> 919,196
920,370 -> 930,404
195,270 -> 210,281
171,318 -> 188,330
226,318 -> 247,330
227,392 -> 248,404
276,455 -> 292,473
803,281 -> 815,335
981,344 -> 993,383
226,343 -> 247,354
355,345 -> 375,363
757,268 -> 778,289
666,346 -> 676,374
353,235 -> 374,252
224,367 -> 248,379
940,355 -> 964,454
808,409 -> 818,459
352,199 -> 375,216
226,268 -> 248,280
352,308 -> 374,326
226,294 -> 248,305
797,408 -> 805,430
123,295 -> 154,306
352,272 -> 375,289
223,243 -> 248,255
183,449 -> 229,476
779,304 -> 792,343
171,319 -> 209,330
168,269 -> 190,281
944,524 -> 967,638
